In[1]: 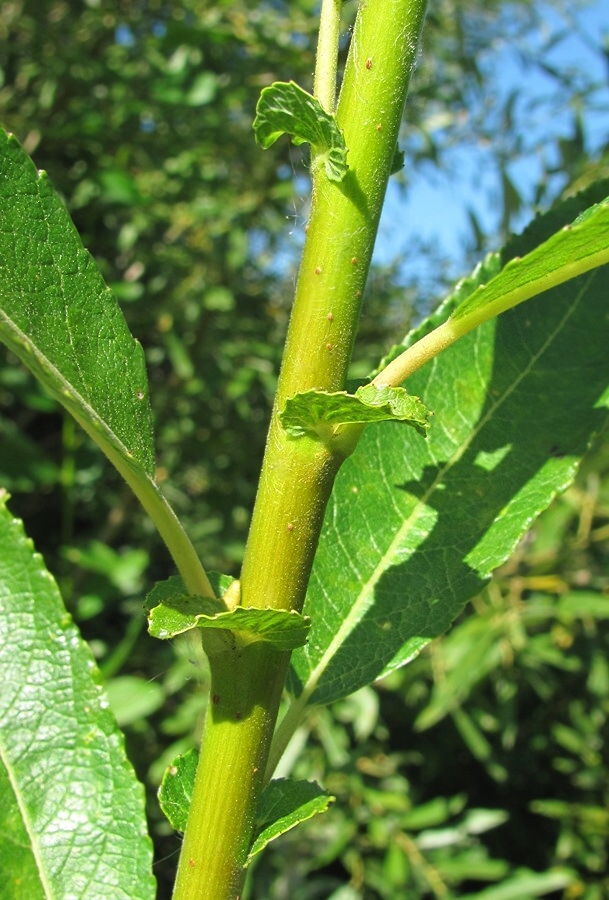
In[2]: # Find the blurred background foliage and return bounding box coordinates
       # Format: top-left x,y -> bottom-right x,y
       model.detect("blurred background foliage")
0,1 -> 608,897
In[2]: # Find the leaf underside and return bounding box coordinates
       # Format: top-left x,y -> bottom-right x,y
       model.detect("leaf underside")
146,574 -> 310,648
290,218 -> 609,706
253,81 -> 348,182
280,383 -> 431,439
0,494 -> 155,899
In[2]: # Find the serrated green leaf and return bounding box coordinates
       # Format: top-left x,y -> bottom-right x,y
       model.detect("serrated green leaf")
158,752 -> 333,859
0,129 -> 154,477
147,575 -> 310,649
450,194 -> 609,326
369,250 -> 505,380
0,129 -> 212,599
373,181 -> 609,390
0,492 -> 155,899
289,259 -> 609,706
280,383 -> 431,441
247,778 -> 335,863
158,748 -> 199,832
144,572 -> 233,612
253,81 -> 348,182
145,573 -> 226,614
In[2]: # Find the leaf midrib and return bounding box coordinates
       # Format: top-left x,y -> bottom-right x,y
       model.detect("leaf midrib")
298,274 -> 590,704
0,309 -> 146,474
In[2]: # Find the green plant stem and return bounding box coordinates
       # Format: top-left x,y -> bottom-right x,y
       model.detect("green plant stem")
314,0 -> 342,111
172,643 -> 289,900
172,3 -> 428,897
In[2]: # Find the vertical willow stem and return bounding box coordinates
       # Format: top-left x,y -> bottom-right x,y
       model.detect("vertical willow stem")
172,3 -> 428,898
314,0 -> 342,111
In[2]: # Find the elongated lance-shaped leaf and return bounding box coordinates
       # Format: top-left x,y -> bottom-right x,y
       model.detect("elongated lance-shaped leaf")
0,130 -> 211,597
0,492 -> 156,899
375,180 -> 609,388
288,259 -> 609,708
451,194 -> 609,323
0,130 -> 154,476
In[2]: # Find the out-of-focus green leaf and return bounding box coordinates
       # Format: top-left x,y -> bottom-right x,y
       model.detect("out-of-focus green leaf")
556,591 -> 609,620
0,492 -> 155,899
106,675 -> 166,727
400,794 -> 467,830
0,415 -> 59,490
458,866 -> 575,899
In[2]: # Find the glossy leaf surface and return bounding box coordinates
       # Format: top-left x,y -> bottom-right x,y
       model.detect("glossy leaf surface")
452,195 -> 609,323
0,127 -> 213,597
0,493 -> 155,899
247,778 -> 335,862
0,129 -> 154,477
290,255 -> 609,705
